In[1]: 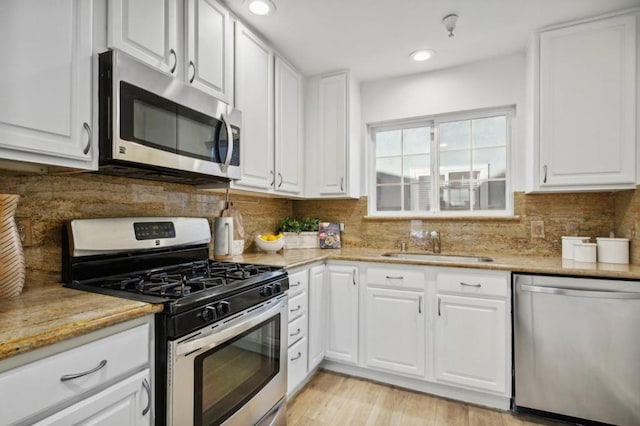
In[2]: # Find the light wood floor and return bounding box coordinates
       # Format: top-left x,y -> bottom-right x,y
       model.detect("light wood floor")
287,370 -> 560,426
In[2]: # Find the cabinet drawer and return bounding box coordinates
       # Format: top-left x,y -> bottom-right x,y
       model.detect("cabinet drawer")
288,269 -> 309,296
0,324 -> 149,425
288,290 -> 308,321
437,271 -> 508,297
288,314 -> 308,348
287,336 -> 308,395
367,266 -> 425,290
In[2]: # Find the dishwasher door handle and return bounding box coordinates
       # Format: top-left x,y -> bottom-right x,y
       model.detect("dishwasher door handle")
520,284 -> 640,299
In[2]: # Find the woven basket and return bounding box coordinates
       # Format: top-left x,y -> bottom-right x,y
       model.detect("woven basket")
0,194 -> 25,298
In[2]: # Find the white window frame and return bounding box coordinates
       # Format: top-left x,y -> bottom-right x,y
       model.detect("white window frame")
367,106 -> 514,218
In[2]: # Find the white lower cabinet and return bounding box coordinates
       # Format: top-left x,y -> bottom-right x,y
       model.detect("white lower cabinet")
0,317 -> 154,425
365,287 -> 425,377
286,267 -> 309,396
307,264 -> 326,371
287,337 -> 308,394
34,369 -> 151,426
325,264 -> 359,364
433,270 -> 511,395
434,295 -> 507,393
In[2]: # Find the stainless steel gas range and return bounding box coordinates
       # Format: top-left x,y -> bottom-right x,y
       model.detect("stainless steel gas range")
62,217 -> 288,426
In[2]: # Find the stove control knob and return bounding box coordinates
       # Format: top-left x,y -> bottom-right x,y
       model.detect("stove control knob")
260,285 -> 273,297
216,301 -> 230,316
202,306 -> 217,322
273,282 -> 282,293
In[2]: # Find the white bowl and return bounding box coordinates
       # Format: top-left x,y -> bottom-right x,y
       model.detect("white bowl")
255,235 -> 285,253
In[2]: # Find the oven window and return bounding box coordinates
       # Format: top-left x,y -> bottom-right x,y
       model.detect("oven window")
194,314 -> 281,426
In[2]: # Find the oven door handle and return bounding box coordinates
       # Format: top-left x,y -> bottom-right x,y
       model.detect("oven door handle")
175,299 -> 285,357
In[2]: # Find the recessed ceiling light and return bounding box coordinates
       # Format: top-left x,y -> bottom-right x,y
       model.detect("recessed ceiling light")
248,0 -> 276,16
410,50 -> 434,62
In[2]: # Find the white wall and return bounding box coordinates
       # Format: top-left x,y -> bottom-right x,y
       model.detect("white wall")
359,53 -> 527,193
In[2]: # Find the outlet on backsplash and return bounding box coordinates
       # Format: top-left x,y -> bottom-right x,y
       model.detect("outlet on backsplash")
15,217 -> 33,247
530,220 -> 545,239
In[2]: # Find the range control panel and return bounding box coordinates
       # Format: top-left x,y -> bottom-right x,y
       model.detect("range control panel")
133,221 -> 176,240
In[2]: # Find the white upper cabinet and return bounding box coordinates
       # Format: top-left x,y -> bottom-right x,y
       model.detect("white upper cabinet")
0,0 -> 95,170
108,0 -> 233,103
233,22 -> 274,191
528,12 -> 637,192
274,56 -> 304,194
108,0 -> 178,76
305,71 -> 361,198
186,0 -> 234,103
233,24 -> 304,196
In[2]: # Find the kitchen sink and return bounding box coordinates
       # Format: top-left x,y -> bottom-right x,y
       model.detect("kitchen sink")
381,252 -> 493,263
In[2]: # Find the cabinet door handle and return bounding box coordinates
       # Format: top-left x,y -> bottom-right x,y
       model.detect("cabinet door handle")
270,170 -> 275,187
543,165 -> 547,183
290,328 -> 301,337
169,48 -> 177,74
418,295 -> 422,314
82,122 -> 92,155
290,281 -> 301,287
189,60 -> 196,83
340,177 -> 344,192
60,359 -> 107,382
460,282 -> 482,288
142,378 -> 151,416
290,305 -> 302,312
386,275 -> 404,280
352,269 -> 356,285
278,172 -> 283,188
437,298 -> 441,316
290,352 -> 302,361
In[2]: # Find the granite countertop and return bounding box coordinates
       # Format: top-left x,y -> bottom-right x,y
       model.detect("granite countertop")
3,247 -> 639,362
0,286 -> 162,361
232,247 -> 640,279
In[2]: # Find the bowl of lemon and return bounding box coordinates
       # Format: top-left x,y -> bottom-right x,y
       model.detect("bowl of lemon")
255,232 -> 285,253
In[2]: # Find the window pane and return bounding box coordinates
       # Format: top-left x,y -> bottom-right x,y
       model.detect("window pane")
473,147 -> 506,179
472,116 -> 506,148
440,121 -> 469,150
376,157 -> 401,184
403,154 -> 430,181
440,183 -> 470,211
376,130 -> 401,156
474,180 -> 506,210
404,127 -> 430,155
377,185 -> 402,211
440,150 -> 470,174
405,179 -> 431,211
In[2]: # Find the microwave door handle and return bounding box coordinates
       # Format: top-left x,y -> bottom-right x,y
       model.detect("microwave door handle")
220,113 -> 234,173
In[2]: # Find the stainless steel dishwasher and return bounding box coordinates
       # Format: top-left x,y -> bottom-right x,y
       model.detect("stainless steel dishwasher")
514,274 -> 640,426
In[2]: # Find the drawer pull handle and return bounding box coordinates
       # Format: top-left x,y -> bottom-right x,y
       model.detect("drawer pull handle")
460,282 -> 481,288
290,352 -> 302,361
386,275 -> 404,280
60,359 -> 107,382
290,305 -> 302,312
290,281 -> 301,287
142,378 -> 151,416
290,328 -> 301,337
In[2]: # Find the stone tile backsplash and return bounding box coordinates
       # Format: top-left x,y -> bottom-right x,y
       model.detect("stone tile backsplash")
0,170 -> 636,287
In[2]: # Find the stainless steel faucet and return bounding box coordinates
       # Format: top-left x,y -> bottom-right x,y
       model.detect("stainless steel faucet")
429,231 -> 441,253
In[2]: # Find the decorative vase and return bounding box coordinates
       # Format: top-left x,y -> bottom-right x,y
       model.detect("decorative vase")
0,194 -> 25,298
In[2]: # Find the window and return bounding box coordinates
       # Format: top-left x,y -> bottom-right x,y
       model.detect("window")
370,108 -> 512,216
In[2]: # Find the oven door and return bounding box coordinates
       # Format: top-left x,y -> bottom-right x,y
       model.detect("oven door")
168,296 -> 287,426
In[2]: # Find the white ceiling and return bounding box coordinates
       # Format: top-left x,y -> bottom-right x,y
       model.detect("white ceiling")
222,0 -> 640,81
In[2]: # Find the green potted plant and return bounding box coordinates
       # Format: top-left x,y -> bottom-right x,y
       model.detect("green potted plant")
277,216 -> 320,249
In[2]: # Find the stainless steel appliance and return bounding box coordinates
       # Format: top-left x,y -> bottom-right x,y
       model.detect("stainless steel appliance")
98,50 -> 241,185
62,217 -> 288,426
514,274 -> 640,425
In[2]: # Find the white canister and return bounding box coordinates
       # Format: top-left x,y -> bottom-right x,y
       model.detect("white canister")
573,242 -> 597,263
561,236 -> 590,260
214,217 -> 234,259
596,237 -> 629,264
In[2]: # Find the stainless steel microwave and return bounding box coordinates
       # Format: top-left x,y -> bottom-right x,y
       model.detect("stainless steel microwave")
97,49 -> 241,185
